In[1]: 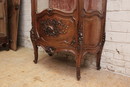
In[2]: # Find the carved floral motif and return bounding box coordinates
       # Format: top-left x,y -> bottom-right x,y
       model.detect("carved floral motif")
45,46 -> 56,56
40,19 -> 69,37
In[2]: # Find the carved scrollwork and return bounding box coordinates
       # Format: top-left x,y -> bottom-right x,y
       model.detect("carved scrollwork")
47,8 -> 53,15
70,37 -> 76,46
78,32 -> 83,42
78,25 -> 83,44
102,33 -> 106,44
45,46 -> 56,56
30,28 -> 36,42
40,19 -> 69,37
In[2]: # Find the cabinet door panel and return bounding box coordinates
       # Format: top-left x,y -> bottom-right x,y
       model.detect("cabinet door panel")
83,16 -> 102,48
37,13 -> 77,48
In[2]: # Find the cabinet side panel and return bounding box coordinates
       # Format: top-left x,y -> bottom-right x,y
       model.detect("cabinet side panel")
83,16 -> 102,48
82,0 -> 107,50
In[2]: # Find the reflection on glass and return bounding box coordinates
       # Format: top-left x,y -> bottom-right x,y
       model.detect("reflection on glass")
37,0 -> 76,13
37,0 -> 49,13
49,0 -> 76,12
84,0 -> 103,12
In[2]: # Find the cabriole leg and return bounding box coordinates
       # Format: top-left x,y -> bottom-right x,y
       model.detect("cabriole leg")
30,29 -> 38,64
76,67 -> 80,80
33,44 -> 38,64
76,55 -> 81,80
6,42 -> 9,51
96,33 -> 105,70
96,50 -> 102,70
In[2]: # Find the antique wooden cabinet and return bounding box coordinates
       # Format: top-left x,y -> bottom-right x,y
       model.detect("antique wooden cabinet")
0,0 -> 9,50
0,0 -> 21,51
31,0 -> 107,80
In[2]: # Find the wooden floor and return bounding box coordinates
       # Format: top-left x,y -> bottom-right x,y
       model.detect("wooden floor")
0,47 -> 130,87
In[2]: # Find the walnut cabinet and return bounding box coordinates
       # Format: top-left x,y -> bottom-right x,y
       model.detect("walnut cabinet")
31,0 -> 107,80
0,0 -> 9,50
0,0 -> 21,51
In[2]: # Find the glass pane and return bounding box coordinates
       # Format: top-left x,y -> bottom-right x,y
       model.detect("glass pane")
84,0 -> 103,12
37,0 -> 49,13
49,0 -> 76,13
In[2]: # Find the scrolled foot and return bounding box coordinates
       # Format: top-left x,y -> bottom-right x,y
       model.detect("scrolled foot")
48,53 -> 53,56
97,66 -> 101,70
33,60 -> 38,64
76,67 -> 81,81
77,75 -> 81,81
6,43 -> 9,51
6,48 -> 9,51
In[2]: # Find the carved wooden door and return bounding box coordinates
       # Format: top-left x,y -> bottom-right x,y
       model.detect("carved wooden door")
34,0 -> 78,51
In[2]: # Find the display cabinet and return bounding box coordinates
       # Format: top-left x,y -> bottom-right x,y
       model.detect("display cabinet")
31,0 -> 107,80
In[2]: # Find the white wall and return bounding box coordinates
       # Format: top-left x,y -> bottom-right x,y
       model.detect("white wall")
101,0 -> 130,76
19,0 -> 32,48
19,0 -> 130,77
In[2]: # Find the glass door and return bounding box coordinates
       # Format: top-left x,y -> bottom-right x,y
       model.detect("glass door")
49,0 -> 76,13
84,0 -> 103,12
37,0 -> 49,13
37,0 -> 77,13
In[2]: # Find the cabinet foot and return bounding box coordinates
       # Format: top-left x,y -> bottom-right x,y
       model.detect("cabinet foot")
33,45 -> 38,64
33,60 -> 38,64
48,53 -> 53,56
76,67 -> 81,80
97,66 -> 101,70
96,51 -> 102,70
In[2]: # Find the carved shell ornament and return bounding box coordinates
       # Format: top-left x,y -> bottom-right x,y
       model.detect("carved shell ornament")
40,19 -> 69,37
